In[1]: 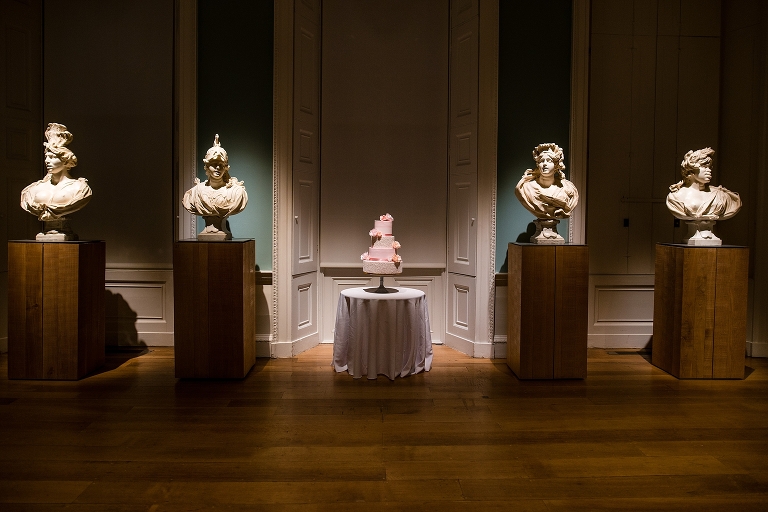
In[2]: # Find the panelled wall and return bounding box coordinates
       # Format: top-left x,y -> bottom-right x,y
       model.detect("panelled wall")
586,0 -> 723,348
0,0 -> 42,352
318,0 -> 450,347
44,0 -> 176,347
274,0 -> 322,357
290,0 -> 321,356
447,0 -> 480,354
718,0 -> 768,357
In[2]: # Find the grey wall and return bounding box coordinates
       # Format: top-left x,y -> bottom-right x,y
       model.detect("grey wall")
43,0 -> 174,266
320,0 -> 449,267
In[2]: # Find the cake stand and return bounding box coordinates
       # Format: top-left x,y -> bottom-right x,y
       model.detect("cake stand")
364,275 -> 399,294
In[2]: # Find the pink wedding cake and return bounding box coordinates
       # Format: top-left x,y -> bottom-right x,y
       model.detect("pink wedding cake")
361,213 -> 402,274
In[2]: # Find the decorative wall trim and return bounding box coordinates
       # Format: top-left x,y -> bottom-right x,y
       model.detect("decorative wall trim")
291,272 -> 319,351
478,0 -> 499,347
445,272 -> 477,354
105,268 -> 174,347
273,0 -> 295,356
395,275 -> 445,345
587,274 -> 654,349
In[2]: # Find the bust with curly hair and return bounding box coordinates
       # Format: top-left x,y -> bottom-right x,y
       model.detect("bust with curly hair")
515,143 -> 579,243
666,147 -> 741,245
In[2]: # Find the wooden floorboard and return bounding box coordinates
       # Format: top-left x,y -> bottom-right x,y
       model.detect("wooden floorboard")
1,345 -> 767,510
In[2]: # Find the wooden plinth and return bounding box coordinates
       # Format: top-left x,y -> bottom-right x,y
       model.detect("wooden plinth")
652,244 -> 748,379
507,243 -> 588,379
8,241 -> 106,380
173,240 -> 256,378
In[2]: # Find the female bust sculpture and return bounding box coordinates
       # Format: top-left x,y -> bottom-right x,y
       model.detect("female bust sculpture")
20,123 -> 92,240
666,147 -> 741,245
515,143 -> 579,243
182,134 -> 248,240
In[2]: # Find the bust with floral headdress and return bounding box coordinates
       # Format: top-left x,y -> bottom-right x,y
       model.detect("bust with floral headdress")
514,143 -> 579,244
20,123 -> 92,240
182,134 -> 248,240
666,147 -> 741,245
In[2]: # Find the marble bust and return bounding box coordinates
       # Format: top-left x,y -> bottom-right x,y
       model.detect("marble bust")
182,134 -> 248,240
666,147 -> 741,245
20,123 -> 92,241
515,143 -> 579,244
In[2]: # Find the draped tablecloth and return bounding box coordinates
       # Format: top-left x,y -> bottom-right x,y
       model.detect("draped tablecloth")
332,287 -> 433,380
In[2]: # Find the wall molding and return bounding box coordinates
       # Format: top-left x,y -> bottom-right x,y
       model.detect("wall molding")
105,268 -> 174,347
273,0 -> 295,355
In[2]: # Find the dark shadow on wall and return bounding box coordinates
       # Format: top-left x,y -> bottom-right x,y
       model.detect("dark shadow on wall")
105,289 -> 145,348
499,223 -> 536,273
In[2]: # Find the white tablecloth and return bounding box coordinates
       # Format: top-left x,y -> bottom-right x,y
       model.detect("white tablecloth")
332,287 -> 433,380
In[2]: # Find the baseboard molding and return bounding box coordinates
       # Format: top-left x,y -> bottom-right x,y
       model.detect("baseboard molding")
293,333 -> 320,356
473,342 -> 492,359
747,341 -> 768,358
445,332 -> 474,357
493,335 -> 507,359
113,332 -> 174,347
588,333 -> 653,349
272,340 -> 293,358
256,340 -> 272,358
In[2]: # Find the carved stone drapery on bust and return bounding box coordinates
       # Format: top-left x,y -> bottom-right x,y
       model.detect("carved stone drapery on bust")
20,123 -> 92,241
666,147 -> 741,245
515,143 -> 579,244
182,134 -> 248,240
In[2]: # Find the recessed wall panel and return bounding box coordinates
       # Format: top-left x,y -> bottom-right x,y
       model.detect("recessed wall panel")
320,0 -> 448,268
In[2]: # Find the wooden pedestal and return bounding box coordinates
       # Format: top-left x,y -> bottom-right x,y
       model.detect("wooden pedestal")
8,241 -> 106,380
173,240 -> 256,378
652,244 -> 748,379
507,243 -> 588,379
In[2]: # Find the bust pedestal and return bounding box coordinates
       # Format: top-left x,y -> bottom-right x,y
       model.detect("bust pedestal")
173,239 -> 256,378
652,244 -> 748,379
507,243 -> 588,379
8,241 -> 106,380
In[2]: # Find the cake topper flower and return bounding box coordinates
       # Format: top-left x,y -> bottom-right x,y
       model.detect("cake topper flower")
391,254 -> 402,263
380,213 -> 394,221
360,252 -> 369,261
392,241 -> 401,250
369,229 -> 382,238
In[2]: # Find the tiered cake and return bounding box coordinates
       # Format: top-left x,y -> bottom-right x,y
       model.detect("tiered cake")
361,213 -> 402,274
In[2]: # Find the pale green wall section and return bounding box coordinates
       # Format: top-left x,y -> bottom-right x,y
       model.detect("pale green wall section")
496,1 -> 572,272
197,1 -> 274,270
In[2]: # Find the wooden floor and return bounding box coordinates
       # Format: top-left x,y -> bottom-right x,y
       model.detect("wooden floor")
1,345 -> 767,511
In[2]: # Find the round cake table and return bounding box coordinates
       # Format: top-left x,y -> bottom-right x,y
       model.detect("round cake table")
332,287 -> 433,380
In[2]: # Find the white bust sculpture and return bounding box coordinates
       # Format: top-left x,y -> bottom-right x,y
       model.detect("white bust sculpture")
20,123 -> 92,241
666,147 -> 741,245
182,134 -> 248,240
515,142 -> 579,244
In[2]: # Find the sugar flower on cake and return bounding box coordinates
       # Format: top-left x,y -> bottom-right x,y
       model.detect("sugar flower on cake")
369,229 -> 382,238
392,241 -> 401,250
391,254 -> 402,263
360,252 -> 369,261
380,213 -> 394,221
